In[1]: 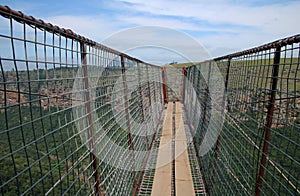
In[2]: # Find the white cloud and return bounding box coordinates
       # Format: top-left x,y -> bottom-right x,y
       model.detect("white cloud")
39,0 -> 300,61
102,26 -> 212,64
116,0 -> 300,58
45,15 -> 121,42
119,0 -> 300,29
198,32 -> 273,57
119,15 -> 244,33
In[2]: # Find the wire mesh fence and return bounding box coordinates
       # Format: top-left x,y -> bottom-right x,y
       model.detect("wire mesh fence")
184,34 -> 300,195
0,6 -> 164,195
164,65 -> 184,102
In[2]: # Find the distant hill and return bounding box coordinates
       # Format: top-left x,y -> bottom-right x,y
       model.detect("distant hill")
163,62 -> 198,68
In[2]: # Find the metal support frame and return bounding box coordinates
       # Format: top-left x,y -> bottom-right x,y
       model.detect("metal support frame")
255,45 -> 281,196
131,62 -> 145,196
81,43 -> 102,196
121,55 -> 134,151
224,59 -> 231,111
146,65 -> 153,107
191,66 -> 198,127
162,67 -> 168,104
182,66 -> 187,103
120,55 -> 137,194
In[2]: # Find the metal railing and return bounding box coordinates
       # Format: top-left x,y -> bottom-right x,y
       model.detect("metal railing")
0,5 -> 164,195
184,34 -> 300,195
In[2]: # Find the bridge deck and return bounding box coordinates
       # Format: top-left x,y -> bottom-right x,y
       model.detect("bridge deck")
174,102 -> 195,196
151,102 -> 173,196
151,102 -> 196,196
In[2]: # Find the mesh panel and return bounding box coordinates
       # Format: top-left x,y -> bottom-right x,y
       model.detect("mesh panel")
184,37 -> 300,195
0,7 -> 163,195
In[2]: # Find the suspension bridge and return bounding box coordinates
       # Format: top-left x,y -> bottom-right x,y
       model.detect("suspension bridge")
0,5 -> 299,195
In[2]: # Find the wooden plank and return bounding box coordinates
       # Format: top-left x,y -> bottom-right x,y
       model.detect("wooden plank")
151,102 -> 173,196
175,102 -> 195,196
151,102 -> 196,195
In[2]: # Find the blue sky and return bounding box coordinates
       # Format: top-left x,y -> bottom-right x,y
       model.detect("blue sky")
0,0 -> 299,64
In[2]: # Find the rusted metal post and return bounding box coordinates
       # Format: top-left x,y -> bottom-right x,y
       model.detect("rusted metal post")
152,68 -> 157,103
193,65 -> 201,122
190,66 -> 197,123
224,58 -> 231,110
182,66 -> 187,103
184,67 -> 191,107
137,63 -> 146,126
80,43 -> 102,196
255,45 -> 281,195
121,55 -> 134,151
145,65 -> 152,107
200,62 -> 212,133
131,62 -> 145,196
120,55 -> 137,193
158,68 -> 164,105
185,66 -> 192,124
162,67 -> 168,104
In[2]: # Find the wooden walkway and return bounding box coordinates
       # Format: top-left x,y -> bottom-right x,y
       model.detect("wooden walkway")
151,102 -> 195,196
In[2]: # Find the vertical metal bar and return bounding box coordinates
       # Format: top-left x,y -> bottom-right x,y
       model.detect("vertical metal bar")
171,102 -> 176,196
80,43 -> 102,196
188,66 -> 194,123
162,67 -> 168,104
215,59 -> 231,147
183,67 -> 189,106
145,65 -> 152,108
200,62 -> 212,187
182,66 -> 187,104
158,68 -> 164,105
120,55 -> 137,194
183,66 -> 193,138
201,61 -> 211,132
255,45 -> 281,195
121,55 -> 134,151
138,64 -> 149,146
151,68 -> 157,104
137,63 -> 145,126
131,62 -> 145,196
191,66 -> 197,124
183,67 -> 189,113
224,58 -> 231,110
